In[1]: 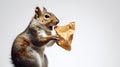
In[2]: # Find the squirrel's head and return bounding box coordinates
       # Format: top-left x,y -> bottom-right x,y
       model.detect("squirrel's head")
34,6 -> 59,30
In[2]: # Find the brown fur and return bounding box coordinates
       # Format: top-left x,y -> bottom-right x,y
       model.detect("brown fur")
11,6 -> 59,67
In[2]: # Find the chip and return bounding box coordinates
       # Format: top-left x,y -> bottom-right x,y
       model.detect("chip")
54,22 -> 75,51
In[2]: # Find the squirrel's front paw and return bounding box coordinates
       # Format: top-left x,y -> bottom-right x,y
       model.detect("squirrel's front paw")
52,35 -> 59,40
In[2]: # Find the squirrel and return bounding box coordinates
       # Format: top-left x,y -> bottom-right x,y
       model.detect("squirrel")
11,6 -> 59,67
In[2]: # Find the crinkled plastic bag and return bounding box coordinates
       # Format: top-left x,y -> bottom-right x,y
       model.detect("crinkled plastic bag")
54,22 -> 75,51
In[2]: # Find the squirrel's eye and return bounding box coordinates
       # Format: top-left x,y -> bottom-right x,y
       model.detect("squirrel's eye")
45,14 -> 50,18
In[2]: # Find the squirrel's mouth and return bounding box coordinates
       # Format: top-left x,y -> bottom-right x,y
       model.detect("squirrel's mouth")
47,21 -> 59,30
48,26 -> 53,30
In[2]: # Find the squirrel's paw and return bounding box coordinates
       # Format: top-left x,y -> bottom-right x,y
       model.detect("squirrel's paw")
52,35 -> 59,40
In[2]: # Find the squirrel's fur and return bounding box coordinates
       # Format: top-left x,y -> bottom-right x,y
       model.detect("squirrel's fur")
11,6 -> 59,67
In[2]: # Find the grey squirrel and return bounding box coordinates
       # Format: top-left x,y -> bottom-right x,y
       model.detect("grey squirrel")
11,6 -> 59,67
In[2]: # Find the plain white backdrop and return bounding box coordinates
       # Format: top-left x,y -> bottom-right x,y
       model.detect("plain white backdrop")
0,0 -> 120,67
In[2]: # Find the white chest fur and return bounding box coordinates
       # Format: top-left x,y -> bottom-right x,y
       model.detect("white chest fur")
38,30 -> 48,37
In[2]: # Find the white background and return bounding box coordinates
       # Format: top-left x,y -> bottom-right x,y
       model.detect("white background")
0,0 -> 120,67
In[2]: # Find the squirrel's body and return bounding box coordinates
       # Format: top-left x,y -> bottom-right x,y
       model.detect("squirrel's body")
11,7 -> 59,67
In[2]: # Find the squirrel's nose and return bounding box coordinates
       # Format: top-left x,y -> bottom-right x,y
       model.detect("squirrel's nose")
56,19 -> 59,25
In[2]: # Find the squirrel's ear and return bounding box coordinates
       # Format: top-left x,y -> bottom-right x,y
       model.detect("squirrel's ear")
43,7 -> 47,13
34,6 -> 41,19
